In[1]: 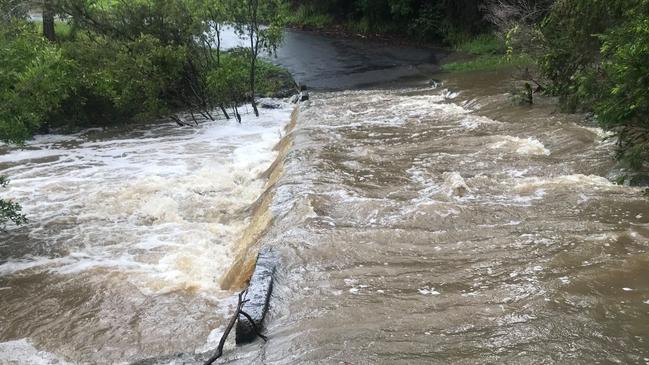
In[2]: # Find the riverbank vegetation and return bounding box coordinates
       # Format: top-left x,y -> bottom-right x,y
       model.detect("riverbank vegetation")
3,0 -> 649,221
539,0 -> 649,172
0,0 -> 289,143
287,0 -> 487,45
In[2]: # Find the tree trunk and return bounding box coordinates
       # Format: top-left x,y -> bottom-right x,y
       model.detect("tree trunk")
248,1 -> 259,117
233,105 -> 242,123
250,54 -> 259,117
215,24 -> 221,67
42,0 -> 56,42
220,104 -> 230,120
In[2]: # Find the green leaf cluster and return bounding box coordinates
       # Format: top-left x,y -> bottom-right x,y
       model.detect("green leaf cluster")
0,176 -> 27,229
0,21 -> 76,142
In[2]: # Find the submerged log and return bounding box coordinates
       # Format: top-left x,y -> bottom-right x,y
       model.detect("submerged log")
235,246 -> 276,344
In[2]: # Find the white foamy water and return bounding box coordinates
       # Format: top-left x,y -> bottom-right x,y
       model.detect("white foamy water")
0,339 -> 72,365
489,135 -> 550,156
513,174 -> 618,195
0,104 -> 293,294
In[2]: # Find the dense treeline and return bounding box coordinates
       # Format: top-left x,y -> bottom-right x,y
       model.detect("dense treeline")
287,0 -> 489,44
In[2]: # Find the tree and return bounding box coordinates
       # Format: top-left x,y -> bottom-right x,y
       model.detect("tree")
207,51 -> 250,123
1,0 -> 292,137
228,0 -> 285,117
539,0 -> 627,110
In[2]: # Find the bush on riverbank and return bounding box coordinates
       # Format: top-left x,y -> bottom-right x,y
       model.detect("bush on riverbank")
441,31 -> 534,73
461,0 -> 649,172
0,20 -> 77,142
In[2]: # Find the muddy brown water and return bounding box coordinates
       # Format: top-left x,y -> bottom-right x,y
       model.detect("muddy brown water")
2,44 -> 649,364
214,70 -> 649,364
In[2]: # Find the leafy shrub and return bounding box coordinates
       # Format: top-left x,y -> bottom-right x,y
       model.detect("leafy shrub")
579,1 -> 649,169
0,176 -> 27,229
1,0 -> 291,140
54,33 -> 188,127
539,0 -> 627,110
0,21 -> 76,142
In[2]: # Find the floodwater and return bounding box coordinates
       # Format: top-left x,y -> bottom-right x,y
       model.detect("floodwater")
2,29 -> 649,365
0,105 -> 294,363
221,73 -> 649,364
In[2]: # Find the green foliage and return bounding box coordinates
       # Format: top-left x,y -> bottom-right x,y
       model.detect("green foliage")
256,61 -> 295,97
226,0 -> 286,116
0,21 -> 76,142
0,176 -> 27,229
0,0 -> 29,21
582,1 -> 649,169
441,30 -> 526,73
207,52 -> 250,105
539,0 -> 627,110
0,0 -> 294,142
57,32 -> 187,125
227,0 -> 286,54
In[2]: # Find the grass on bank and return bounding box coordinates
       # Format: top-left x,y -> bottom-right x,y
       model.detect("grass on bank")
443,54 -> 533,72
443,33 -> 532,72
285,4 -> 334,29
285,4 -> 404,35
